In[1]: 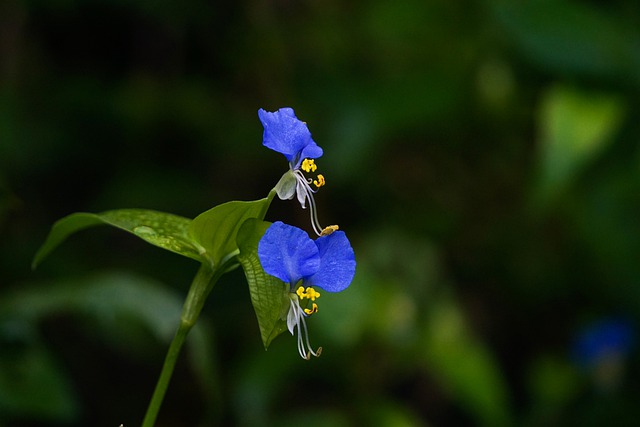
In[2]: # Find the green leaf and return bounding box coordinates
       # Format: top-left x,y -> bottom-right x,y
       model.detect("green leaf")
1,271 -> 192,345
526,354 -> 580,413
0,271 -> 221,423
420,297 -> 511,427
491,0 -> 640,84
188,192 -> 275,268
0,334 -> 79,422
236,218 -> 289,349
535,85 -> 625,205
32,209 -> 204,268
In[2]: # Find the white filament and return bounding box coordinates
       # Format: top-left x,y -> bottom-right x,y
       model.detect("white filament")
287,296 -> 321,360
293,170 -> 323,236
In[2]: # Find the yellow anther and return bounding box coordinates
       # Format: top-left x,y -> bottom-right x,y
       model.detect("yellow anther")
321,225 -> 339,236
296,286 -> 321,301
304,303 -> 319,315
296,286 -> 306,299
301,158 -> 317,173
313,174 -> 325,188
304,287 -> 321,301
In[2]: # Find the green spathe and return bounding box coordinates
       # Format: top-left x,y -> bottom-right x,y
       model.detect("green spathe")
237,218 -> 289,349
188,191 -> 275,268
274,169 -> 297,200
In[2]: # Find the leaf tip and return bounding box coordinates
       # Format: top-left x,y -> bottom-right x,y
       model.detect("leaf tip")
31,248 -> 46,270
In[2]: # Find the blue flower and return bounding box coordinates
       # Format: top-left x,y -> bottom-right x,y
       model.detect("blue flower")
259,107 -> 323,168
259,108 -> 327,236
258,221 -> 356,359
572,318 -> 634,391
573,318 -> 633,366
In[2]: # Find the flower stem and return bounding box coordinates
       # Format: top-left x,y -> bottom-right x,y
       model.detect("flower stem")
141,320 -> 190,427
141,262 -> 221,427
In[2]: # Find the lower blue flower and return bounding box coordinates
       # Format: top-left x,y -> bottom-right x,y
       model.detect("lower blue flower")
258,221 -> 356,359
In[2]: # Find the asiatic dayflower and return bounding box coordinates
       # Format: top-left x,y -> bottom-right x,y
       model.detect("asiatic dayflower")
572,318 -> 634,390
258,108 -> 327,236
258,221 -> 356,359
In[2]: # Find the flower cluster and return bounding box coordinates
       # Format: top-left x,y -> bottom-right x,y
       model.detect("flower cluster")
257,108 -> 356,359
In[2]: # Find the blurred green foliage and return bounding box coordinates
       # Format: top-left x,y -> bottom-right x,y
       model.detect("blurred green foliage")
2,0 -> 640,425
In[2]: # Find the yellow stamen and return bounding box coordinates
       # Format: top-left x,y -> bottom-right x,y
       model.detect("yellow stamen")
305,287 -> 321,301
321,225 -> 339,236
301,158 -> 317,173
304,303 -> 319,315
296,286 -> 321,301
296,286 -> 306,299
313,174 -> 325,188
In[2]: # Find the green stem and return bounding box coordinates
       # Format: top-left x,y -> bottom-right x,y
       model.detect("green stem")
141,191 -> 275,427
141,263 -> 222,427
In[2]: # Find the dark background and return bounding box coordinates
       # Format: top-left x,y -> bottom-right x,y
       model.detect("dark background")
2,0 -> 640,426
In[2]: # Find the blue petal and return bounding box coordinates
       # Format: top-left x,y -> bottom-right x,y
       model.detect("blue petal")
572,318 -> 633,367
298,140 -> 323,164
306,231 -> 356,292
258,108 -> 323,164
258,221 -> 321,285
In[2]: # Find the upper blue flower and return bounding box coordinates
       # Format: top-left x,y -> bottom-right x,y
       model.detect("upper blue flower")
258,108 -> 323,169
259,108 -> 328,236
258,221 -> 355,293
